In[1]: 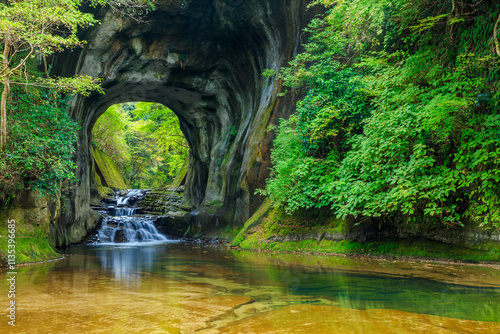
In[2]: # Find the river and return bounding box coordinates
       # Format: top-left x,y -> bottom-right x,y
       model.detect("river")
1,241 -> 499,333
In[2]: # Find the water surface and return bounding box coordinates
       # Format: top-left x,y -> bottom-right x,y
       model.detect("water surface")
1,242 -> 499,333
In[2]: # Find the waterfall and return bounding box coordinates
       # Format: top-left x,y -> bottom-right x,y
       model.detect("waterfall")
115,189 -> 143,206
112,207 -> 137,217
96,189 -> 168,245
98,217 -> 167,244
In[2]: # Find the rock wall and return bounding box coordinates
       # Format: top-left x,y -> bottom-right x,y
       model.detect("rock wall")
51,0 -> 316,246
0,191 -> 61,266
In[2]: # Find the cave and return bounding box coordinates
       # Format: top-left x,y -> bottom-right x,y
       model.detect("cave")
49,0 -> 315,247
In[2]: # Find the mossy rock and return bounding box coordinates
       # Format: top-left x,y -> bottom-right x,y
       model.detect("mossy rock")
172,159 -> 189,187
92,148 -> 129,189
231,200 -> 347,248
0,205 -> 61,267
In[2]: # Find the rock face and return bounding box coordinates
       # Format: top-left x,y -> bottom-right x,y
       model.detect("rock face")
0,191 -> 61,266
139,187 -> 191,238
50,0 -> 315,246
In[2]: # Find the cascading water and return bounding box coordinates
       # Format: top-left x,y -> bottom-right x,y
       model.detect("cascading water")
96,189 -> 168,245
98,217 -> 167,244
112,207 -> 137,217
115,189 -> 143,206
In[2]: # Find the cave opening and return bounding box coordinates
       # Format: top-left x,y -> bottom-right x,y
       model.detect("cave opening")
91,102 -> 189,191
48,0 -> 312,247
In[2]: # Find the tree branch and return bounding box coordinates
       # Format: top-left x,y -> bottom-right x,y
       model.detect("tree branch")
494,11 -> 500,57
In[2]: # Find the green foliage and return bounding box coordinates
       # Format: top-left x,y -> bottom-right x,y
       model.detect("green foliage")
294,66 -> 370,157
0,0 -> 159,204
0,0 -> 98,54
261,69 -> 277,79
41,75 -> 104,96
257,117 -> 338,213
0,0 -> 103,91
92,102 -> 189,189
334,50 -> 500,227
92,104 -> 130,164
0,88 -> 78,203
261,0 -> 500,230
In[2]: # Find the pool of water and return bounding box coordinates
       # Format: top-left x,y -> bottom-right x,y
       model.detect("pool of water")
1,242 -> 499,333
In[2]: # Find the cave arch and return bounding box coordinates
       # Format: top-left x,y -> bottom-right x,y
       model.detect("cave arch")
50,0 -> 315,247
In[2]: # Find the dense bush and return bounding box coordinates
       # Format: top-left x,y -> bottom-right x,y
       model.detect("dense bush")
261,0 -> 500,229
0,88 -> 78,203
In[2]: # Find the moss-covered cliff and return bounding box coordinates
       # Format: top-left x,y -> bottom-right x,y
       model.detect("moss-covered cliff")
92,148 -> 129,190
0,192 -> 61,267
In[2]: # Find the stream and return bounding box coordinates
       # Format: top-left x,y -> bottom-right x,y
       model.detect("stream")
1,190 -> 499,333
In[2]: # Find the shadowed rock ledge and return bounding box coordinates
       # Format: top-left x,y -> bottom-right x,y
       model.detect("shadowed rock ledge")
50,0 -> 317,246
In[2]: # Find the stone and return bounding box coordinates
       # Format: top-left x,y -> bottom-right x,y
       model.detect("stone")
113,230 -> 127,243
154,213 -> 190,238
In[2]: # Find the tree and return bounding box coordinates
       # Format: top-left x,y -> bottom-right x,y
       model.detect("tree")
0,87 -> 79,203
132,102 -> 189,186
0,0 -> 103,150
0,0 -> 155,151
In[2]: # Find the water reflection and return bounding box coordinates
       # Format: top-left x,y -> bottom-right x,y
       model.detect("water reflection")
228,250 -> 500,322
63,243 -> 178,287
1,243 -> 499,334
97,246 -> 155,286
58,243 -> 500,322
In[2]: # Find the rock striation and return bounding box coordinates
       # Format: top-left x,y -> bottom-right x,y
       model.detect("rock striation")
50,0 -> 316,246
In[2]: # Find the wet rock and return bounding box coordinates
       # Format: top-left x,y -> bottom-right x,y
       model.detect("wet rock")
154,212 -> 190,238
105,220 -> 120,228
139,187 -> 185,214
114,230 -> 127,243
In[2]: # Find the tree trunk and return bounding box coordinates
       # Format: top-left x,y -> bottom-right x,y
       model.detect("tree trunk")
0,42 -> 11,151
495,12 -> 500,58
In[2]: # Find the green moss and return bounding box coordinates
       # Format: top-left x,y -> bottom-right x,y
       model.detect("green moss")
238,236 -> 500,263
97,185 -> 114,198
92,148 -> 129,189
204,200 -> 223,207
0,207 -> 60,267
0,237 -> 60,265
94,170 -> 113,198
202,200 -> 224,214
231,199 -> 273,247
232,199 -> 346,247
234,200 -> 500,263
172,158 -> 189,187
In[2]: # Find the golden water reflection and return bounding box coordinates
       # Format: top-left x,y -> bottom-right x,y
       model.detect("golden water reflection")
0,243 -> 499,333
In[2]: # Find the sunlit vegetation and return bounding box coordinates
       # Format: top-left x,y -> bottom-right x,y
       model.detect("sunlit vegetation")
93,102 -> 189,189
260,0 -> 500,230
